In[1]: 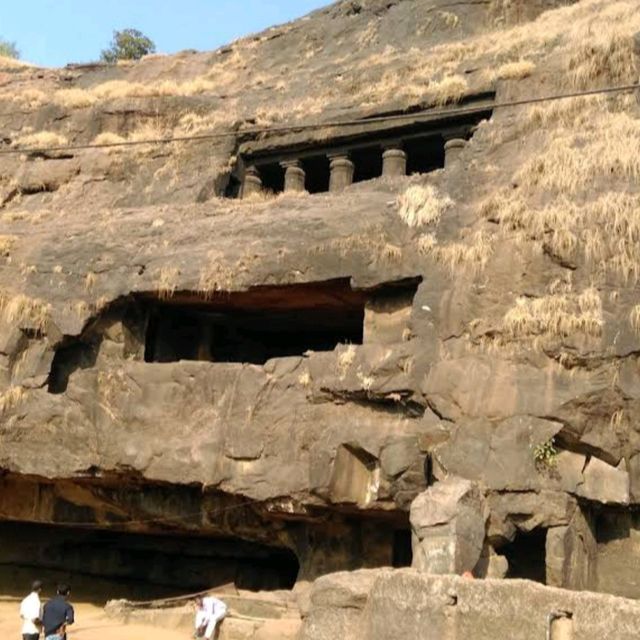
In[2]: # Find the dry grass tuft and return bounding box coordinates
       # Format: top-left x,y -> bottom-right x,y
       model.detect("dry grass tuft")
630,306 -> 640,335
428,74 -> 468,106
16,89 -> 46,108
502,288 -> 602,343
173,109 -> 239,136
493,59 -> 536,80
568,28 -> 636,88
397,185 -> 453,228
516,112 -> 640,194
92,132 -> 127,146
53,88 -> 97,109
0,55 -> 30,70
156,267 -> 180,300
419,230 -> 494,274
0,386 -> 27,414
485,188 -> 640,283
15,131 -> 68,148
86,77 -> 219,101
84,272 -> 97,291
0,293 -> 50,330
337,344 -> 357,379
0,235 -> 16,257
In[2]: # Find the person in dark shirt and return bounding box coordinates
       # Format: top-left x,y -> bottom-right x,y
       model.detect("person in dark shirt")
42,584 -> 75,640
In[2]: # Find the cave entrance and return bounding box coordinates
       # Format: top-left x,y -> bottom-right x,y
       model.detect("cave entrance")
501,528 -> 547,583
0,521 -> 299,603
144,279 -> 368,365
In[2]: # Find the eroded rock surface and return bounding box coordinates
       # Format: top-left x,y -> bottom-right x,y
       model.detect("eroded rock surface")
0,0 -> 639,611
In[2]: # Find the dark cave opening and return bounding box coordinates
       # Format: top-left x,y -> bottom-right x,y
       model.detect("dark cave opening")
0,521 -> 300,602
144,280 -> 367,365
392,529 -> 413,568
48,340 -> 98,394
501,528 -> 547,584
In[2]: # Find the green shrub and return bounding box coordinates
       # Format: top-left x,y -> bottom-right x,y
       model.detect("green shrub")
101,29 -> 156,63
0,39 -> 19,59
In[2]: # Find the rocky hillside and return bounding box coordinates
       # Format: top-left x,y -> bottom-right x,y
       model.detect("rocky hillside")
1,0 -> 640,613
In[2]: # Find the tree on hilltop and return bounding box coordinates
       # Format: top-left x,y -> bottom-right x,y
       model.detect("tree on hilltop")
0,39 -> 19,59
101,29 -> 156,63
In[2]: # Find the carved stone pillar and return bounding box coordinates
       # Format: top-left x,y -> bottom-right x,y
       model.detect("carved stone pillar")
242,165 -> 262,198
382,147 -> 407,177
444,138 -> 467,168
328,154 -> 354,192
281,160 -> 306,192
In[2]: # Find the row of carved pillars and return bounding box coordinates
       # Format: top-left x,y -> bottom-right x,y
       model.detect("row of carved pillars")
241,138 -> 467,198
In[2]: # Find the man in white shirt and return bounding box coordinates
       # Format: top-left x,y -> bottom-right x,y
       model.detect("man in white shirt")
194,594 -> 227,640
19,580 -> 42,640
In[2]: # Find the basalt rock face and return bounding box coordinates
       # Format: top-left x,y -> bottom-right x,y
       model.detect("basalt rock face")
0,0 -> 639,605
299,570 -> 640,640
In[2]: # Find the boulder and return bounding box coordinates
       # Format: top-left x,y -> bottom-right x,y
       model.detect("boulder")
577,457 -> 630,505
410,476 -> 486,575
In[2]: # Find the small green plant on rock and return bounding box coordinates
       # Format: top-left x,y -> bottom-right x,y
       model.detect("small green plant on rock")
533,437 -> 558,468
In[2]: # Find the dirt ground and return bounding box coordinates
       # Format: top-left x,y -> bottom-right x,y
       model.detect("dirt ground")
0,600 -> 187,640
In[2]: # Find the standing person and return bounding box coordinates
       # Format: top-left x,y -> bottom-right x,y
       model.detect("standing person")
194,594 -> 227,640
42,584 -> 74,640
19,580 -> 43,640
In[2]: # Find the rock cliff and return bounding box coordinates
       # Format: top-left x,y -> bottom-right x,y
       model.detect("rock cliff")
1,0 -> 640,616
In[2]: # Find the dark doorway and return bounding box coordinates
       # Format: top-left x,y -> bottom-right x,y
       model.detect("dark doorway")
48,340 -> 97,394
501,528 -> 547,583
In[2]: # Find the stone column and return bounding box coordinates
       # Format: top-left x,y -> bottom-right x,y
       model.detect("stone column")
444,138 -> 467,168
242,165 -> 262,198
328,154 -> 354,192
281,160 -> 306,193
382,147 -> 407,177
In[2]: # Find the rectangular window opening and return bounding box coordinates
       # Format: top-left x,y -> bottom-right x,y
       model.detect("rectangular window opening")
144,280 -> 370,365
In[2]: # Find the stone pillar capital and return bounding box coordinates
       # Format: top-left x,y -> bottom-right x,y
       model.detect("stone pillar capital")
444,138 -> 467,168
382,147 -> 407,177
444,138 -> 467,151
328,154 -> 354,192
280,159 -> 302,169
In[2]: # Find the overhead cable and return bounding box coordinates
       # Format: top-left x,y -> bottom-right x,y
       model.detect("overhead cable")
0,81 -> 637,156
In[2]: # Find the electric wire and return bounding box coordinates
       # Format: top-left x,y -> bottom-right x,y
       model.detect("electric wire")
0,81 -> 637,157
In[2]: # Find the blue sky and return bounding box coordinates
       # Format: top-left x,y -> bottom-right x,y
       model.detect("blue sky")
2,0 -> 331,67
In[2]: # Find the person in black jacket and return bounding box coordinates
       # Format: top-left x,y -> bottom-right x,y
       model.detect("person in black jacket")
42,584 -> 74,640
